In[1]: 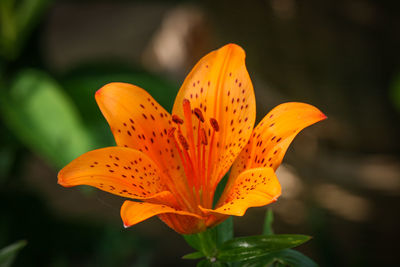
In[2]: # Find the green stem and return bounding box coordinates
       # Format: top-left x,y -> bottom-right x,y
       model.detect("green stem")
197,230 -> 217,260
183,227 -> 218,262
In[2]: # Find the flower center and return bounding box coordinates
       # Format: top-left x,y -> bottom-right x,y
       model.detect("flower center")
169,98 -> 219,209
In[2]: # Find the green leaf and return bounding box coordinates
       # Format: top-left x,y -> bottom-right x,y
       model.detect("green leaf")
0,69 -> 96,167
197,259 -> 212,267
276,249 -> 318,267
215,217 -> 234,245
197,259 -> 227,267
0,240 -> 27,267
182,251 -> 205,260
262,209 -> 274,235
217,234 -> 311,262
241,249 -> 318,267
183,234 -> 202,252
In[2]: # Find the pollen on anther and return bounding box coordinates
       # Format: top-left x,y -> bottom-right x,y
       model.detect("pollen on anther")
210,118 -> 220,132
200,128 -> 208,145
178,133 -> 189,150
172,115 -> 184,124
194,108 -> 204,122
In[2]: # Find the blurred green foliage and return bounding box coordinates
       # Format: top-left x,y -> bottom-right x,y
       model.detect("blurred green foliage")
0,1 -> 178,266
0,240 -> 26,267
0,65 -> 178,168
0,0 -> 50,60
0,191 -> 153,266
1,69 -> 95,167
390,73 -> 400,113
61,63 -> 178,148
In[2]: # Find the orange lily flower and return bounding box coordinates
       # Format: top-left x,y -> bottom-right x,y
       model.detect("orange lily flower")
58,44 -> 326,234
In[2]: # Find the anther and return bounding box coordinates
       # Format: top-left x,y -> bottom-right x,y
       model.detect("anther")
210,118 -> 220,132
172,115 -> 184,124
194,108 -> 205,123
200,128 -> 208,145
178,132 -> 189,150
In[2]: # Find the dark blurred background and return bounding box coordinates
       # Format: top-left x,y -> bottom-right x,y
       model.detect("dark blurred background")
1,0 -> 399,266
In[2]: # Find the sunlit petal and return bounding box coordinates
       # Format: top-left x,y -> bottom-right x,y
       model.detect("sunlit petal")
229,102 -> 326,182
95,83 -> 192,205
121,200 -> 203,230
172,44 -> 256,199
58,147 -> 172,201
96,82 -> 185,181
201,167 -> 281,216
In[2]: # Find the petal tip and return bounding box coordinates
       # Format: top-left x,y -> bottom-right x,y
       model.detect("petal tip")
57,170 -> 66,186
221,43 -> 245,57
96,82 -> 131,97
225,42 -> 241,49
95,88 -> 102,97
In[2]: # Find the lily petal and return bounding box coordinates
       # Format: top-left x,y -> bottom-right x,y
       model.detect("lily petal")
96,82 -> 184,180
229,102 -> 326,181
200,167 -> 281,216
172,44 -> 256,194
58,147 -> 172,201
95,83 -> 191,205
121,200 -> 203,230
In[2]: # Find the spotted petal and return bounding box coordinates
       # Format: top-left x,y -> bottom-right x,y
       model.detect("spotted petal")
96,83 -> 184,176
95,83 -> 191,204
229,102 -> 326,184
172,44 -> 256,196
58,147 -> 173,202
201,167 -> 281,216
121,201 -> 203,230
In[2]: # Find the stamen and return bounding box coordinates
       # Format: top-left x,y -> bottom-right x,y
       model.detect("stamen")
172,115 -> 184,124
205,118 -> 220,207
200,128 -> 208,145
182,99 -> 191,114
168,127 -> 198,212
170,99 -> 212,208
182,98 -> 197,163
199,127 -> 207,201
194,108 -> 205,122
177,131 -> 189,150
210,118 -> 220,132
